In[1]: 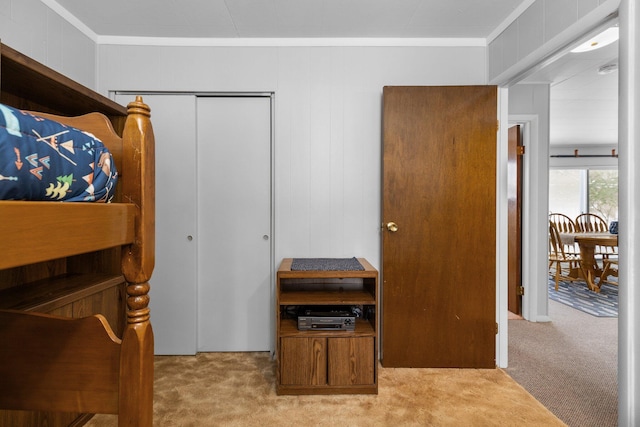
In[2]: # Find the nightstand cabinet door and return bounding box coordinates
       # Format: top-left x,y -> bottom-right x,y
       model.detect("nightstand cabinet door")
328,337 -> 375,386
280,337 -> 327,385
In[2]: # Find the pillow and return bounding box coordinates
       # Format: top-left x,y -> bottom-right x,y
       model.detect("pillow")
0,103 -> 118,202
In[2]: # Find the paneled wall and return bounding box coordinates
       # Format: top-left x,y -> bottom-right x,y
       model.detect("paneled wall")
98,44 -> 486,267
488,0 -> 620,83
0,0 -> 96,89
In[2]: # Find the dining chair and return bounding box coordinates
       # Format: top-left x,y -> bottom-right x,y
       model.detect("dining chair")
549,213 -> 579,257
549,213 -> 577,233
548,221 -> 583,291
599,259 -> 619,286
575,213 -> 608,232
575,213 -> 618,260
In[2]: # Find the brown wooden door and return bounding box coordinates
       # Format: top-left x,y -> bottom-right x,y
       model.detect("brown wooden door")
508,125 -> 523,315
381,86 -> 497,368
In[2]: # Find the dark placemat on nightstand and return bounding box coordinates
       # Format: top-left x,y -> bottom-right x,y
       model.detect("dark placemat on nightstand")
291,257 -> 364,271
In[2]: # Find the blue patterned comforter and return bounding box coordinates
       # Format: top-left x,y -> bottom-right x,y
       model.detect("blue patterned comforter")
0,103 -> 117,202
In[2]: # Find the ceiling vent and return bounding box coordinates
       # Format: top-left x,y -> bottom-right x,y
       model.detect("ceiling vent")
598,63 -> 618,75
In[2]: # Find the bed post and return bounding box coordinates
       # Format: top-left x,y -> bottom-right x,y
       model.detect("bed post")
119,96 -> 155,427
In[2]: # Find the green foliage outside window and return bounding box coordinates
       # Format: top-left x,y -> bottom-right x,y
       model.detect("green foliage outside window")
588,170 -> 618,224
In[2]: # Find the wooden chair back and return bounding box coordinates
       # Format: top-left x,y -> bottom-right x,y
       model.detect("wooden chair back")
575,213 -> 608,233
549,213 -> 577,233
548,213 -> 580,256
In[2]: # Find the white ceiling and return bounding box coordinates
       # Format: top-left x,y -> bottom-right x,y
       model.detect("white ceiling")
521,34 -> 618,148
50,0 -> 617,147
53,0 -> 524,39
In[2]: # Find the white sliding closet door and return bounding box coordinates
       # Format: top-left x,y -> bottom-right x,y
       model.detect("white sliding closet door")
114,93 -> 272,354
196,96 -> 272,352
115,93 -> 198,355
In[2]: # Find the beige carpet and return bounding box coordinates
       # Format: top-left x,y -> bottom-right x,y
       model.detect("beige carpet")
87,352 -> 565,426
507,299 -> 618,426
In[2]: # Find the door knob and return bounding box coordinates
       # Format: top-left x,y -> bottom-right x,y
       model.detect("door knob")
386,222 -> 399,232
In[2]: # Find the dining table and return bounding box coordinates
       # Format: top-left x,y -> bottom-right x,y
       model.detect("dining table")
560,232 -> 618,292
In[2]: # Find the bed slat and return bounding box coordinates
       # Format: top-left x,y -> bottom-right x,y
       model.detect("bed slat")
0,201 -> 135,270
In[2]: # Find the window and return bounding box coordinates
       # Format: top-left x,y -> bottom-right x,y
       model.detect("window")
549,169 -> 618,224
588,170 -> 618,223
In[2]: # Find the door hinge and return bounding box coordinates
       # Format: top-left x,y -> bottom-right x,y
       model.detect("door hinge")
517,285 -> 525,296
496,322 -> 499,334
497,120 -> 500,132
517,146 -> 525,156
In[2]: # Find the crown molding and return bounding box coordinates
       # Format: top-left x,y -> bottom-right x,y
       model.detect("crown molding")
95,36 -> 486,48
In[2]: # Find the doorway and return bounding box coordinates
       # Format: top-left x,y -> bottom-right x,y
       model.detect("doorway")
503,15 -> 620,425
508,124 -> 523,316
508,19 -> 619,322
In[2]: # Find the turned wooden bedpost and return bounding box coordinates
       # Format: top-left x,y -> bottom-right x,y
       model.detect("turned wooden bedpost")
120,96 -> 155,427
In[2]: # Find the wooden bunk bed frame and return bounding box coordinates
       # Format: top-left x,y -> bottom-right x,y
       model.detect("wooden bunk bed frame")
0,42 -> 155,427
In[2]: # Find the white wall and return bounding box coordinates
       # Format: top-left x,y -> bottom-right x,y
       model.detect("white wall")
0,0 -> 96,89
97,44 -> 486,269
